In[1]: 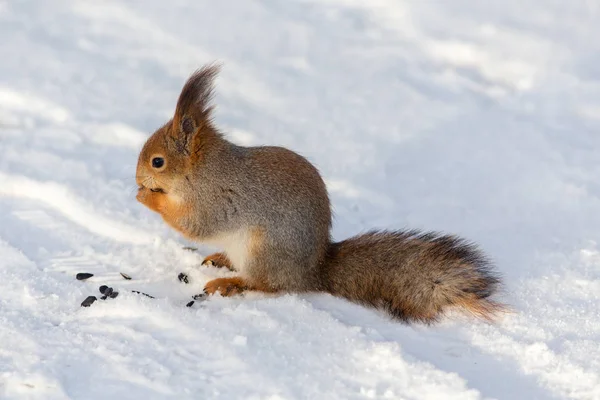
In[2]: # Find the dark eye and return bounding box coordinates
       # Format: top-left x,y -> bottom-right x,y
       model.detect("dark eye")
152,157 -> 165,169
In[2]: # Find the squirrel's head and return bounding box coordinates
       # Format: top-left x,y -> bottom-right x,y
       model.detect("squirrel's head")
136,64 -> 222,209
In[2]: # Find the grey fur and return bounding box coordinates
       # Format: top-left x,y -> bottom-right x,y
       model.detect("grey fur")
136,64 -> 504,324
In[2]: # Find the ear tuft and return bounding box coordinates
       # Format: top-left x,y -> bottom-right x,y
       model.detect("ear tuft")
174,63 -> 221,128
170,62 -> 222,155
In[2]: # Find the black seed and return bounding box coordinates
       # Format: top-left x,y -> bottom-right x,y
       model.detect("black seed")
103,287 -> 114,297
186,300 -> 195,307
76,273 -> 94,281
178,273 -> 189,284
109,291 -> 119,299
100,295 -> 108,300
132,290 -> 155,299
182,246 -> 197,252
81,296 -> 97,307
193,293 -> 207,300
120,272 -> 132,280
99,285 -> 110,295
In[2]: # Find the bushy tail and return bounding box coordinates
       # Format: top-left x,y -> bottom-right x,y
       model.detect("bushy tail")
322,230 -> 504,324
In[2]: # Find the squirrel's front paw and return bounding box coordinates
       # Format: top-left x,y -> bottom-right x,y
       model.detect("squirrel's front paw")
203,277 -> 248,297
201,252 -> 235,271
136,186 -> 167,214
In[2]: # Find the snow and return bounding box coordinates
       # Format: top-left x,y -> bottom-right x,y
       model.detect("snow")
0,1 -> 599,399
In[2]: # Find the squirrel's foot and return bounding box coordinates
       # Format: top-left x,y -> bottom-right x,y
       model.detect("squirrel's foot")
203,277 -> 248,297
201,252 -> 235,271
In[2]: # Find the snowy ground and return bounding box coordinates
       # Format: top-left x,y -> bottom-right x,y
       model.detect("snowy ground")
1,1 -> 599,399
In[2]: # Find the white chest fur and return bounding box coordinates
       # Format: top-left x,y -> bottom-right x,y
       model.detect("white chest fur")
203,228 -> 252,275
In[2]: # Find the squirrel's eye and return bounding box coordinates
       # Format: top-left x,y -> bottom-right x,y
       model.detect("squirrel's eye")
152,157 -> 165,169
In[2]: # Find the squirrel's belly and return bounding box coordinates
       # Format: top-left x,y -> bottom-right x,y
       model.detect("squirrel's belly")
202,227 -> 263,276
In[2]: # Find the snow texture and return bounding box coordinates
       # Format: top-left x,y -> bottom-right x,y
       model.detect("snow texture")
1,1 -> 599,399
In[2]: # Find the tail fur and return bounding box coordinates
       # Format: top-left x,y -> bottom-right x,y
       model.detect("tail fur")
322,230 -> 503,324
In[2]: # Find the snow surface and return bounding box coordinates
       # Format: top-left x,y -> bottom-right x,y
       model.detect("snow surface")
1,1 -> 599,399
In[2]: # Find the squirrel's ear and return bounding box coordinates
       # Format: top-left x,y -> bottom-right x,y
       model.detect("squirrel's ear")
171,63 -> 220,153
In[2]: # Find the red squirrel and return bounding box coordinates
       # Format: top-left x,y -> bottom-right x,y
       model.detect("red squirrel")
136,64 -> 503,323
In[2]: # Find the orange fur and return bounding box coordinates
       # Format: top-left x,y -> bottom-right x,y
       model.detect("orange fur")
202,252 -> 234,270
204,277 -> 248,296
203,276 -> 278,296
454,295 -> 509,322
248,228 -> 265,257
136,188 -> 192,236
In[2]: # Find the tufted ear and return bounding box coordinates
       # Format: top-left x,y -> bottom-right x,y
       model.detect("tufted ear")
171,63 -> 220,154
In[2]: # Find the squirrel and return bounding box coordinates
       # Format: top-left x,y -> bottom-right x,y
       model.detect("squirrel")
136,64 -> 503,324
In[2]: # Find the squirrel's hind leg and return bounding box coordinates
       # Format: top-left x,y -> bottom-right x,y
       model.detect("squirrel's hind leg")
203,277 -> 278,297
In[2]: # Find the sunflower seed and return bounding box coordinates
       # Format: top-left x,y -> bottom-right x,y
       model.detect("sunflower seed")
178,273 -> 189,284
81,296 -> 97,307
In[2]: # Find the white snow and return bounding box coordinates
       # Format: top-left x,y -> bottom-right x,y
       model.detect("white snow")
1,1 -> 599,399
